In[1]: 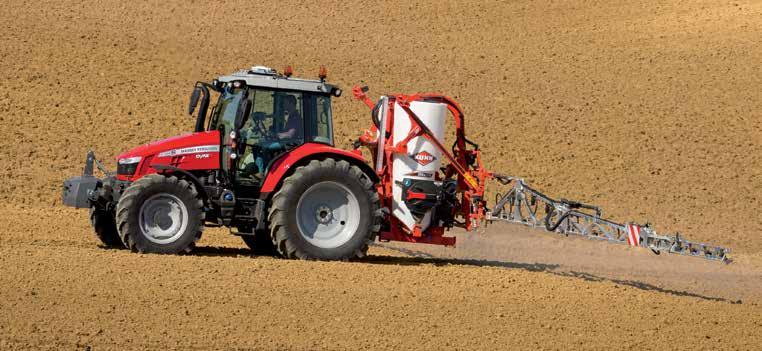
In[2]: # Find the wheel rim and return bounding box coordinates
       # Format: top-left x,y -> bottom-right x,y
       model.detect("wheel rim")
296,181 -> 361,249
138,193 -> 189,245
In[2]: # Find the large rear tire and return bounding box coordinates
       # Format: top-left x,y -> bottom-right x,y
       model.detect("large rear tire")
89,207 -> 124,248
115,174 -> 204,254
268,158 -> 381,260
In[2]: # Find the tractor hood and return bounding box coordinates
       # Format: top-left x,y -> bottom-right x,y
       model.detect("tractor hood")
115,130 -> 221,180
116,131 -> 220,160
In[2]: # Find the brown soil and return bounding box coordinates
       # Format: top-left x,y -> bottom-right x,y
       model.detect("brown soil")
1,0 -> 761,349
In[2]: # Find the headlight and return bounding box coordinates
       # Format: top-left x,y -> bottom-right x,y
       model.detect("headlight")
117,156 -> 142,175
118,156 -> 142,165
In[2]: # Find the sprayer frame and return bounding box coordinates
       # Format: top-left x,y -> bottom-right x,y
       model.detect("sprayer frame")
353,87 -> 491,246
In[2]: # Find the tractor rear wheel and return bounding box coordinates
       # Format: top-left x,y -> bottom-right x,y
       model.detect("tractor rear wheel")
89,207 -> 123,248
115,174 -> 204,254
268,158 -> 381,260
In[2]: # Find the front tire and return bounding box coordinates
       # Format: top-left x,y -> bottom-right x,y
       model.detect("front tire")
240,228 -> 276,255
89,207 -> 124,248
268,159 -> 381,260
115,174 -> 204,254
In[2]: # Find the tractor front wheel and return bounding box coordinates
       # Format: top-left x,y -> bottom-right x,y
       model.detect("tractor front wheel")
268,158 -> 381,260
89,207 -> 123,248
115,174 -> 204,254
240,228 -> 276,255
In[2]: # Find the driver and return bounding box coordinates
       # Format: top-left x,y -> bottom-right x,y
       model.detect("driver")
239,95 -> 301,181
277,95 -> 300,139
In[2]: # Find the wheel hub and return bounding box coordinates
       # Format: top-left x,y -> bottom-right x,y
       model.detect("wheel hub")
315,205 -> 333,224
154,210 -> 173,230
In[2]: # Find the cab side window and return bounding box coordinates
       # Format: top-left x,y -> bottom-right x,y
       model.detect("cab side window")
306,94 -> 333,145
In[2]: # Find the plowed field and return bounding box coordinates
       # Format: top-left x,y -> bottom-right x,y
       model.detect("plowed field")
1,0 -> 761,349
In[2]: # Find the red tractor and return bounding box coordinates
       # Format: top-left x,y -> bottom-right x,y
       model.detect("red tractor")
63,65 -> 490,260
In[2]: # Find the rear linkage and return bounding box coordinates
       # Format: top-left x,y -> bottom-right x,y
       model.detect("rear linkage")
486,175 -> 731,263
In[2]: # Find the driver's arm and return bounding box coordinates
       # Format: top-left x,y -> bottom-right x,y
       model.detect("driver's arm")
277,115 -> 298,139
277,128 -> 296,139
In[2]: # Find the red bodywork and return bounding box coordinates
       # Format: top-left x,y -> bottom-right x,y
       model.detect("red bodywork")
115,130 -> 368,197
116,131 -> 221,181
352,86 -> 491,247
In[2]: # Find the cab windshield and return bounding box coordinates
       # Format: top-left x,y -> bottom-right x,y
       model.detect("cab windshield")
208,87 -> 243,135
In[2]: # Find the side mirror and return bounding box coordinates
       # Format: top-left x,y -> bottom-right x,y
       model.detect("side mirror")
188,87 -> 202,115
234,99 -> 251,131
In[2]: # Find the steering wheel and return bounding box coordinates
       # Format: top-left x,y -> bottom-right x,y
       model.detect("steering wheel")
251,112 -> 275,140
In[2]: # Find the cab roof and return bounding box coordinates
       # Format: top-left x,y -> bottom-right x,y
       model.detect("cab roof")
217,66 -> 339,95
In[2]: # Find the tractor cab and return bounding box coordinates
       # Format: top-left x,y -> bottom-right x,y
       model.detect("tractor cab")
192,66 -> 342,188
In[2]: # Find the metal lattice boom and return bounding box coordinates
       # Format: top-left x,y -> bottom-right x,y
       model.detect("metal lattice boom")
486,175 -> 730,263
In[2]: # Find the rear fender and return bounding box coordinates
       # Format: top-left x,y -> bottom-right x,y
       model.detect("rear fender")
260,143 -> 377,196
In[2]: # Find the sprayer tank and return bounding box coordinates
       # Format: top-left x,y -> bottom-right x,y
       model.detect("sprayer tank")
390,100 -> 447,232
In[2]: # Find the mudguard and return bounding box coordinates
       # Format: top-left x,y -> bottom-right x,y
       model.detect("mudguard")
260,143 -> 377,195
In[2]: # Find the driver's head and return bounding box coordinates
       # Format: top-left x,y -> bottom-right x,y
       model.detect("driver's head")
283,95 -> 297,113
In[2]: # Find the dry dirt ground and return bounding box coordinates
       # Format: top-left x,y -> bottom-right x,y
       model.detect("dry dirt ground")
1,0 -> 761,349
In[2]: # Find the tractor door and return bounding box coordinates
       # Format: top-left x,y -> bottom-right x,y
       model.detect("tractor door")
208,85 -> 243,177
235,89 -> 305,185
